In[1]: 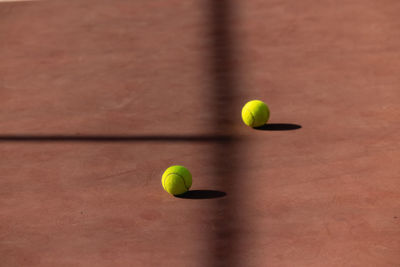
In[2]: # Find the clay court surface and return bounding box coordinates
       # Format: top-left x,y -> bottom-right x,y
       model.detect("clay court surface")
1,0 -> 400,266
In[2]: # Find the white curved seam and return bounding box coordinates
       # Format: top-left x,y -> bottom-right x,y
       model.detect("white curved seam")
165,172 -> 189,190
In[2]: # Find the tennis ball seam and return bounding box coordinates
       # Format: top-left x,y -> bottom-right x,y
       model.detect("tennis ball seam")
243,106 -> 256,127
165,172 -> 189,190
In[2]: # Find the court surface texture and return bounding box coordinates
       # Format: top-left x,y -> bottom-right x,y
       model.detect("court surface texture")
0,0 -> 399,266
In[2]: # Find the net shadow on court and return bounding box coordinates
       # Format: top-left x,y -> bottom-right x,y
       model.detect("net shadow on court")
207,0 -> 241,266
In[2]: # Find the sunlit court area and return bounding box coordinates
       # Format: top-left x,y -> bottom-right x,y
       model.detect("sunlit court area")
1,0 -> 400,266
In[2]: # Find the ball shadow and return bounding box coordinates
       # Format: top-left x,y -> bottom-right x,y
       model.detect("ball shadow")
254,123 -> 302,131
175,190 -> 226,199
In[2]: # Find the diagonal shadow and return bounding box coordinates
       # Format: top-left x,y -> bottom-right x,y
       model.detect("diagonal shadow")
0,134 -> 233,142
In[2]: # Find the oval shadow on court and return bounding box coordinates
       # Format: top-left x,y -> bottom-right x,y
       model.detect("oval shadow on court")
255,123 -> 302,131
175,190 -> 226,199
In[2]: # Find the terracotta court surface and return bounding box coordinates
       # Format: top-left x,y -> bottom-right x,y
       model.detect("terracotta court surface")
1,0 -> 400,266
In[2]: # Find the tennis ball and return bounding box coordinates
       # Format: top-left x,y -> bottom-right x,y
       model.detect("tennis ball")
241,100 -> 270,127
162,165 -> 192,195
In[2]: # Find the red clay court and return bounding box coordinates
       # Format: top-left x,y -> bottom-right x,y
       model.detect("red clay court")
1,0 -> 399,266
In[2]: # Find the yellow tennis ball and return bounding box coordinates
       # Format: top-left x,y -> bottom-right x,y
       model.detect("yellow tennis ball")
241,100 -> 270,127
162,165 -> 192,195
